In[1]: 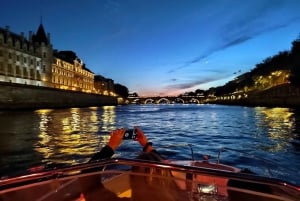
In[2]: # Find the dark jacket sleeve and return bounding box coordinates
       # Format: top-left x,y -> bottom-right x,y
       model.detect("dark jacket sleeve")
89,145 -> 114,162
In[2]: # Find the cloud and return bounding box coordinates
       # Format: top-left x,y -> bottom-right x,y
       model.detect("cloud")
166,72 -> 232,91
168,1 -> 300,74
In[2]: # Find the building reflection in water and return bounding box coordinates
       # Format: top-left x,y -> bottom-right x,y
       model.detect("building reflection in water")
34,106 -> 117,166
254,107 -> 295,152
101,106 -> 117,131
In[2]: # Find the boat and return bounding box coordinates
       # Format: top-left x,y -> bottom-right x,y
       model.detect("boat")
0,153 -> 299,201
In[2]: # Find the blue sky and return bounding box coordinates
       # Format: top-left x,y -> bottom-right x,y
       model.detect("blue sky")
1,0 -> 300,96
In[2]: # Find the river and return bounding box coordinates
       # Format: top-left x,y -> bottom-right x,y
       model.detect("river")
0,104 -> 299,185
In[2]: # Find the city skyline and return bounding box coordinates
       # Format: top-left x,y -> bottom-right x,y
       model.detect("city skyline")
1,0 -> 300,96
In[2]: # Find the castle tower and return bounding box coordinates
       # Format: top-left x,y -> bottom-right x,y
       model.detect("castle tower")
31,23 -> 53,87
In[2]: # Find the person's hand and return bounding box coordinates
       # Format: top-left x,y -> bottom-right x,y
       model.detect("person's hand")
134,126 -> 148,147
107,128 -> 125,150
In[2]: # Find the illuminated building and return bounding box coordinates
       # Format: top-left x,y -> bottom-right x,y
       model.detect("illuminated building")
94,75 -> 115,95
0,24 -> 115,96
52,51 -> 94,93
0,25 -> 46,86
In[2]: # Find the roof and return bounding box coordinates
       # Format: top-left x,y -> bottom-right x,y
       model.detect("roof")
32,24 -> 48,45
0,27 -> 30,49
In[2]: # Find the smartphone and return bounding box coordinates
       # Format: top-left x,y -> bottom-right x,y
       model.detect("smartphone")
123,129 -> 137,140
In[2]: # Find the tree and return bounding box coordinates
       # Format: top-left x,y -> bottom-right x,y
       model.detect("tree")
114,84 -> 129,98
291,35 -> 300,55
289,36 -> 300,87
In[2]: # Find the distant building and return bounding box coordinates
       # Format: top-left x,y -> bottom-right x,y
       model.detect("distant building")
31,23 -> 53,87
0,23 -> 116,96
94,75 -> 115,95
0,25 -> 45,86
53,50 -> 94,93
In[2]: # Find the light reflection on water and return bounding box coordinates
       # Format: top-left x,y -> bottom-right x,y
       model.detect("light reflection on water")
0,105 -> 299,185
254,107 -> 295,152
34,108 -> 104,165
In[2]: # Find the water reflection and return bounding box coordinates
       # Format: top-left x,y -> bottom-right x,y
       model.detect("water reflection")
1,105 -> 299,184
34,107 -> 115,166
254,107 -> 295,152
101,106 -> 116,131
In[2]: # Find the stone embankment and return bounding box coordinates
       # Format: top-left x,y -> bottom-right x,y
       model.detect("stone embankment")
208,84 -> 300,108
0,82 -> 117,110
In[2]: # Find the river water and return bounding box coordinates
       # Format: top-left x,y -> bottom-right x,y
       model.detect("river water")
0,104 -> 299,185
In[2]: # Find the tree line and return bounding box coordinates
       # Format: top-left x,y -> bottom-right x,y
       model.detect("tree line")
188,34 -> 300,97
127,35 -> 300,98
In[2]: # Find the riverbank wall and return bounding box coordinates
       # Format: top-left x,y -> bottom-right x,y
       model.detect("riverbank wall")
0,82 -> 117,110
208,84 -> 300,108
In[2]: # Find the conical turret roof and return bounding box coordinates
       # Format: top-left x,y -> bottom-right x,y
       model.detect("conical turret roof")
33,23 -> 48,45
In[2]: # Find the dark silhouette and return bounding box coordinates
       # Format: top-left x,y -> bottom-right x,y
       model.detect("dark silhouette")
114,83 -> 129,98
183,34 -> 300,98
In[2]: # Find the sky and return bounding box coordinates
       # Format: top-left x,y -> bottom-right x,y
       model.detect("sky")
1,0 -> 300,96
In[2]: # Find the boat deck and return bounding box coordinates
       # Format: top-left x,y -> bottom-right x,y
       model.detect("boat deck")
0,158 -> 299,201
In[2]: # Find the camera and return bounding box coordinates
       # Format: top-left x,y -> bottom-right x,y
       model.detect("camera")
123,129 -> 137,140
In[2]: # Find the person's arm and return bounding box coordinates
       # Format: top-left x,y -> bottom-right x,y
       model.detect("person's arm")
134,126 -> 165,161
134,126 -> 164,155
89,128 -> 125,162
89,145 -> 114,161
134,126 -> 153,152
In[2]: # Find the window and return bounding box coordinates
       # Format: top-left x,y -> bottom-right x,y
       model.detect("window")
30,69 -> 34,79
36,71 -> 41,80
23,67 -> 28,78
16,66 -> 20,77
0,63 -> 4,74
8,64 -> 13,75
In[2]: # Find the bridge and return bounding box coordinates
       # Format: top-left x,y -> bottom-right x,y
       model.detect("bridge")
127,95 -> 206,104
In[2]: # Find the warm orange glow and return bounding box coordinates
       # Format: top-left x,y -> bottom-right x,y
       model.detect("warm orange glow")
34,108 -> 104,165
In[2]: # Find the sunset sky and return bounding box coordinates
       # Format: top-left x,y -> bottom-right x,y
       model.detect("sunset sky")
1,0 -> 300,96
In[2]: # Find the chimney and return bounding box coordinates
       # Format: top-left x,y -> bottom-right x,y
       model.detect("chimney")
29,31 -> 33,42
47,33 -> 50,43
5,26 -> 10,36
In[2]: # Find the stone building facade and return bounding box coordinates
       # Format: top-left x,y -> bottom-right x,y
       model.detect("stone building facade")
94,75 -> 115,95
0,24 -> 115,95
0,26 -> 44,86
52,51 -> 95,93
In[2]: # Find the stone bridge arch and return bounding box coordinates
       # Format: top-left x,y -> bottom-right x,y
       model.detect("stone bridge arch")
131,98 -> 140,104
189,98 -> 200,104
144,98 -> 155,104
173,98 -> 185,104
157,98 -> 170,104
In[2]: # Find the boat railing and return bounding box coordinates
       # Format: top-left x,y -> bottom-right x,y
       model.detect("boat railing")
157,143 -> 295,180
1,158 -> 300,201
0,158 -> 299,188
